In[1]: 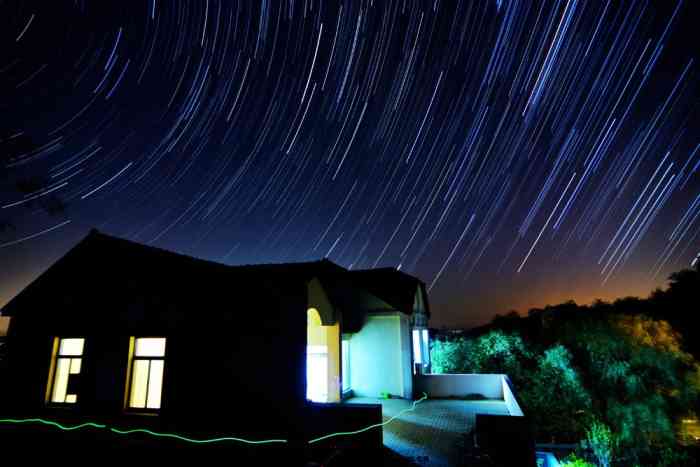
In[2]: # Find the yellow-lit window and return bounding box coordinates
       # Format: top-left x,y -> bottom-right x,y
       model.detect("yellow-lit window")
47,338 -> 84,404
127,337 -> 166,410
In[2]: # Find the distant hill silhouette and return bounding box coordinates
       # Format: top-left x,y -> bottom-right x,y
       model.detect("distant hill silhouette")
460,265 -> 700,359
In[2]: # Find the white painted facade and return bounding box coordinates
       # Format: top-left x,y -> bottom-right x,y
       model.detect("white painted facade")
346,312 -> 413,399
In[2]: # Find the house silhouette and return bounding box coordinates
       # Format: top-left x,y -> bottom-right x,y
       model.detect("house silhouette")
0,229 -> 431,458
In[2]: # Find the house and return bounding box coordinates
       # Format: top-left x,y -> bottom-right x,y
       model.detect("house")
0,229 -> 430,453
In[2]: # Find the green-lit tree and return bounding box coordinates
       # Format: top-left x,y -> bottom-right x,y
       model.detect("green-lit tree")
581,419 -> 616,467
430,337 -> 472,374
520,345 -> 592,442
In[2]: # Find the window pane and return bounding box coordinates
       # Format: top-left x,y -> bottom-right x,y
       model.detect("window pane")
412,330 -> 422,364
59,338 -> 84,356
342,340 -> 350,392
65,394 -> 77,404
146,360 -> 164,409
52,358 -> 70,403
135,338 -> 166,357
130,360 -> 149,408
422,330 -> 429,364
69,358 -> 82,374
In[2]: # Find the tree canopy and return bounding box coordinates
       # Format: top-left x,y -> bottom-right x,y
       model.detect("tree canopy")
431,267 -> 700,466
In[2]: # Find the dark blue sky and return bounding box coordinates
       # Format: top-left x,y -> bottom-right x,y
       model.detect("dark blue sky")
1,0 -> 698,328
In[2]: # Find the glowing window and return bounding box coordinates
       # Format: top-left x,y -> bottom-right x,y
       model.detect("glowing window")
422,329 -> 429,364
341,339 -> 350,392
412,330 -> 422,364
127,337 -> 166,410
48,338 -> 84,404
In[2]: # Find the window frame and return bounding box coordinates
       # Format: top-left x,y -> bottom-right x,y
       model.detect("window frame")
341,339 -> 351,393
124,336 -> 167,414
45,337 -> 85,407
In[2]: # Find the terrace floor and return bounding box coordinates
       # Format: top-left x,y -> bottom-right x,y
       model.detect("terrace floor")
344,397 -> 510,466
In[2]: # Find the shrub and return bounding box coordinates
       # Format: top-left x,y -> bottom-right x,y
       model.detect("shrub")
581,420 -> 616,467
559,453 -> 595,467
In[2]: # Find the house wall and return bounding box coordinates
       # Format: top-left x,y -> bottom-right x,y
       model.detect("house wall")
399,313 -> 412,399
502,375 -> 525,416
348,313 -> 412,399
0,239 -> 309,442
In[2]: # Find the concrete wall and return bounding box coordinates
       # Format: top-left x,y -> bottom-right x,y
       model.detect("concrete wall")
414,373 -> 504,399
502,375 -> 524,416
349,313 -> 410,398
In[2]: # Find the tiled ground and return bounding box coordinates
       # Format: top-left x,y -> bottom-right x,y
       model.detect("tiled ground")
345,397 -> 510,467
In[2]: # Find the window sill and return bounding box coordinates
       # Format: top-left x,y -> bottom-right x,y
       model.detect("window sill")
123,409 -> 161,416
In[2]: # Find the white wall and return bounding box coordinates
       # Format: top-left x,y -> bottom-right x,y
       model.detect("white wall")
414,373 -> 505,399
502,375 -> 525,416
399,313 -> 412,398
349,313 -> 412,398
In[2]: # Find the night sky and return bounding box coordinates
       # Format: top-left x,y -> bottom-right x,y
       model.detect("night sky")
1,0 -> 698,328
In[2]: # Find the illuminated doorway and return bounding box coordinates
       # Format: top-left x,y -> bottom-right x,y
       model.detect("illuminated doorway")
307,307 -> 340,402
307,345 -> 328,402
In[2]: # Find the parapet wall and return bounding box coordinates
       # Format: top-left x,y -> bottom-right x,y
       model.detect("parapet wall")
414,373 -> 504,399
414,373 -> 525,416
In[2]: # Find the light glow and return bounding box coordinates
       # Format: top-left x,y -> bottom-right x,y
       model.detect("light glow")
59,338 -> 84,356
146,360 -> 164,409
307,345 -> 328,402
129,360 -> 149,408
134,338 -> 166,357
51,359 -> 69,403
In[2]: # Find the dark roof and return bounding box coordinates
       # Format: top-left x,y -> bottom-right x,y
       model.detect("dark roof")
347,268 -> 430,317
2,230 -> 429,321
85,228 -> 349,279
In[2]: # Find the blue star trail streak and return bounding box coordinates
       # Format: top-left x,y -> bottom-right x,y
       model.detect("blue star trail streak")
0,0 -> 698,327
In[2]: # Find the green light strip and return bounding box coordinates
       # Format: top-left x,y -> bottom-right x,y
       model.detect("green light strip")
109,427 -> 287,445
0,418 -> 286,445
0,393 -> 428,446
308,392 -> 428,444
0,417 -> 107,431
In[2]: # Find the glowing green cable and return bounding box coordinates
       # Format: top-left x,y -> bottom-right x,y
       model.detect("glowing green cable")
109,427 -> 287,445
308,392 -> 428,444
0,393 -> 428,446
0,418 -> 106,431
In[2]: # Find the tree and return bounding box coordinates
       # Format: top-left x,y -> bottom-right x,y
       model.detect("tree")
581,420 -> 616,467
0,132 -> 67,233
520,345 -> 592,442
559,453 -> 595,467
430,337 -> 472,374
469,330 -> 532,383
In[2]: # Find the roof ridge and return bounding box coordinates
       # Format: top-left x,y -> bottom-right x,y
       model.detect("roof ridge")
87,229 -> 344,272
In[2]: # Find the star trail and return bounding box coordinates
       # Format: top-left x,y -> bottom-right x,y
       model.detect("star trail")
1,0 -> 698,327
